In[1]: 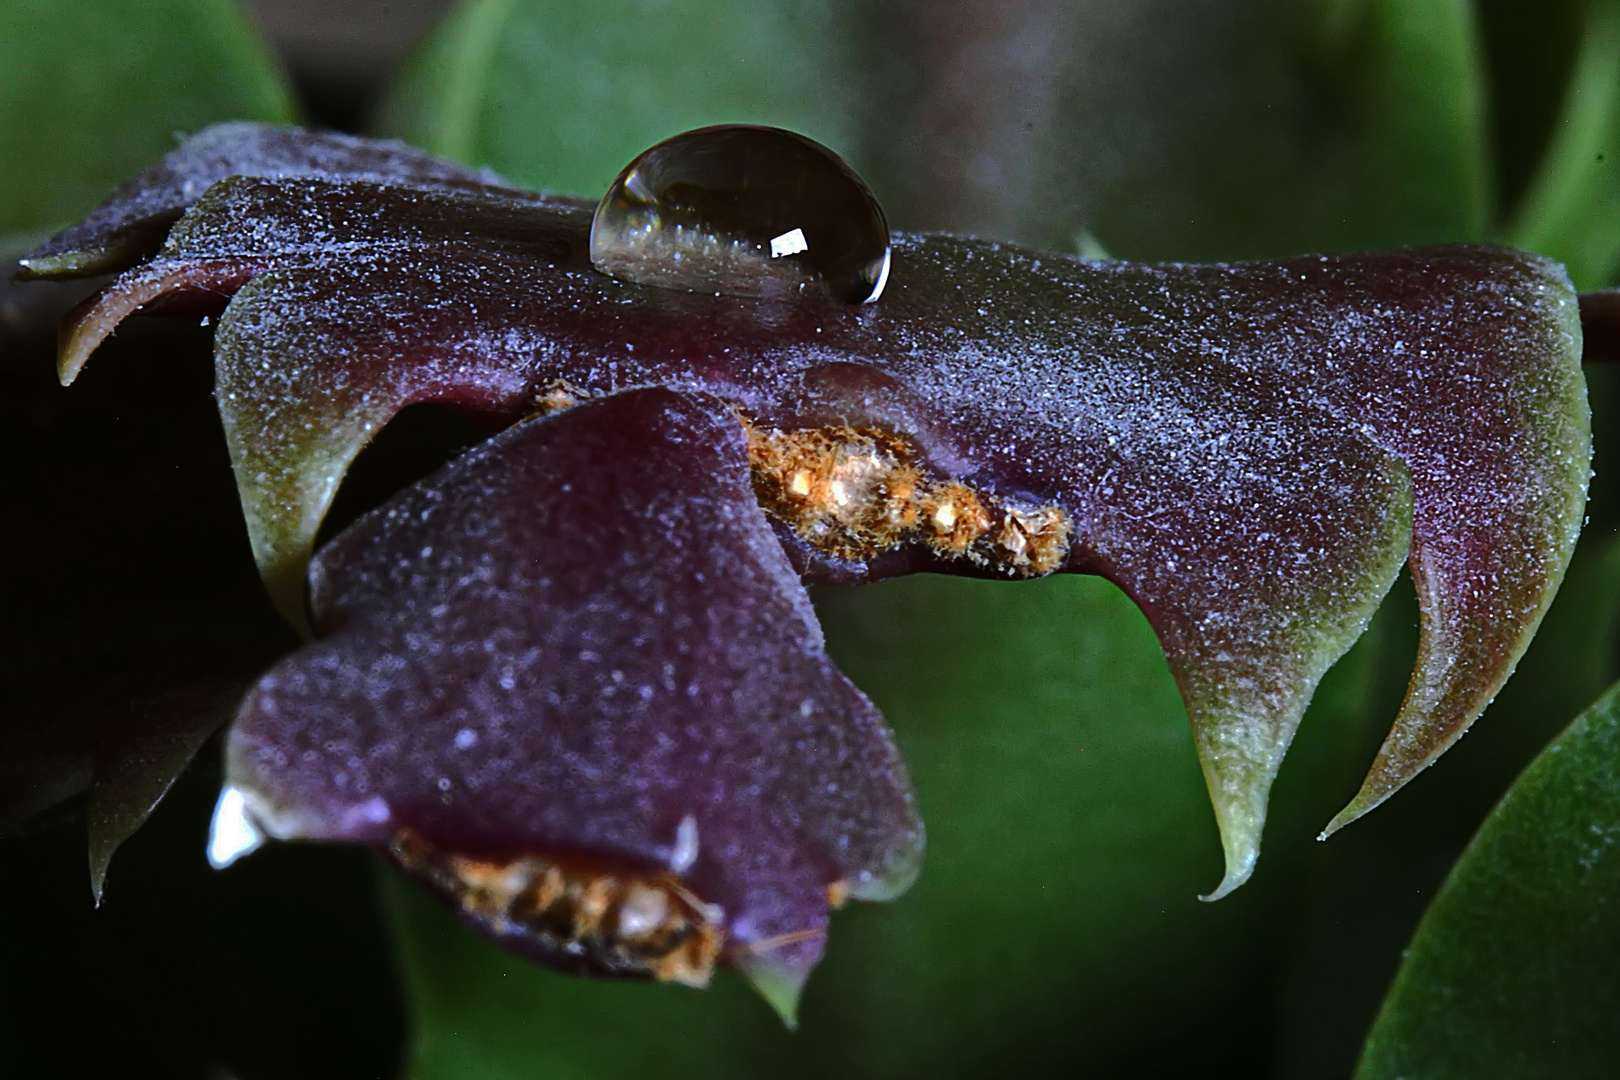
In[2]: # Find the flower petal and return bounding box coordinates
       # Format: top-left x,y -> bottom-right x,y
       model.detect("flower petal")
218,386 -> 924,1019
28,132 -> 1591,890
15,122 -> 519,279
86,679 -> 244,902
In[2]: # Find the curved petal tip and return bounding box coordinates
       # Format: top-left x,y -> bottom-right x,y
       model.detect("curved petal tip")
1198,804 -> 1260,902
733,951 -> 815,1028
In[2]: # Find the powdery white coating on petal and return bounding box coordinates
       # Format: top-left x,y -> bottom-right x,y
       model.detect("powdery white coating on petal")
224,388 -> 924,996
32,129 -> 1589,895
18,122 -> 525,279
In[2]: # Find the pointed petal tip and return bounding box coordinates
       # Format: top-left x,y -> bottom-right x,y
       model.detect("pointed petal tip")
14,252 -> 74,280
87,828 -> 117,907
57,353 -> 85,387
1319,781 -> 1396,841
1197,847 -> 1256,903
1196,774 -> 1264,901
57,308 -> 104,386
55,284 -> 130,387
1318,813 -> 1353,842
734,954 -> 811,1029
87,815 -> 110,908
17,240 -> 134,281
207,785 -> 266,869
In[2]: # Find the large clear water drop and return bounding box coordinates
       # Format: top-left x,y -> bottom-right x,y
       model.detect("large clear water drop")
590,125 -> 890,304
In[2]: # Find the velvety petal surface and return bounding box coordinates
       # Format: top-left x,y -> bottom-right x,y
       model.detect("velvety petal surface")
15,122 -> 512,279
199,230 -> 1413,893
218,387 -> 923,1018
26,124 -> 1591,891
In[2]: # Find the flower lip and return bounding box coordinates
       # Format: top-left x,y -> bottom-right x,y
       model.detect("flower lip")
220,386 -> 925,1013
388,828 -> 727,987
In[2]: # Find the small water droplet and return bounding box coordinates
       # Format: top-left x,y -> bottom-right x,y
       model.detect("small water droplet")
590,125 -> 890,304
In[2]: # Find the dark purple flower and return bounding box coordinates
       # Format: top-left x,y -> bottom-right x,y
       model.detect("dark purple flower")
16,123 -> 1596,1014
210,386 -> 921,1018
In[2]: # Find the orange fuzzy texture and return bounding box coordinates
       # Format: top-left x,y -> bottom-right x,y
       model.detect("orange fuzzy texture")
745,420 -> 1070,575
391,829 -> 723,987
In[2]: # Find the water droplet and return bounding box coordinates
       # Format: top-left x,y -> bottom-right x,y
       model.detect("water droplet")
590,125 -> 890,304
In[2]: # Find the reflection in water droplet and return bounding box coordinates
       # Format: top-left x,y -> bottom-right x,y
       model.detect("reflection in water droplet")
590,125 -> 890,304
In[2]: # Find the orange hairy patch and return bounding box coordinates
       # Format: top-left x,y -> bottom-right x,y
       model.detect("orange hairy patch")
745,420 -> 1071,576
531,379 -> 588,417
390,829 -> 724,987
992,505 -> 1072,576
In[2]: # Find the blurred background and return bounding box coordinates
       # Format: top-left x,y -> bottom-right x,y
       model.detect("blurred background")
240,0 -> 451,129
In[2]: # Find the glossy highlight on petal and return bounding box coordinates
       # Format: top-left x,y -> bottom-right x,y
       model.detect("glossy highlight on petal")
206,785 -> 265,870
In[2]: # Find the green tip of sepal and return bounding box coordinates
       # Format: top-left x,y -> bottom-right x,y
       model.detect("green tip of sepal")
1199,805 -> 1262,903
83,681 -> 244,905
733,952 -> 813,1029
223,394 -> 347,640
1155,450 -> 1412,902
847,833 -> 926,906
1318,779 -> 1393,841
13,245 -> 118,280
1193,748 -> 1267,902
214,282 -> 405,640
228,443 -> 320,637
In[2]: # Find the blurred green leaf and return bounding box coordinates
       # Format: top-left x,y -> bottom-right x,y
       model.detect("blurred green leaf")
376,0 -> 1489,259
1356,565 -> 1620,1078
386,574 -> 1394,1077
1474,0 -> 1585,219
862,0 -> 1493,259
1505,0 -> 1620,288
0,0 -> 294,236
1268,522 -> 1620,1075
373,0 -> 862,204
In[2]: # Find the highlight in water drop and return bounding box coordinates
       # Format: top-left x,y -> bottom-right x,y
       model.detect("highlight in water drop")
590,125 -> 891,304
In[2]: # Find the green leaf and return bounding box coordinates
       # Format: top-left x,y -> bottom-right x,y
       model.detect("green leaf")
386,574 -> 1389,1076
1266,520 -> 1620,1074
1505,0 -> 1620,289
0,0 -> 294,236
1473,0 -> 1585,220
375,0 -> 1489,259
373,0 -> 863,203
863,0 -> 1493,259
1355,538 -> 1620,1080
